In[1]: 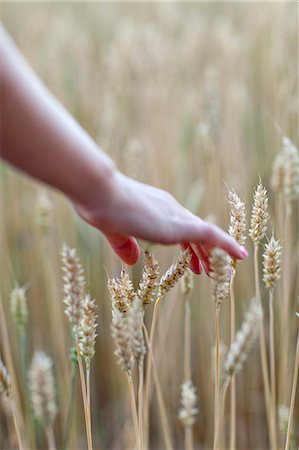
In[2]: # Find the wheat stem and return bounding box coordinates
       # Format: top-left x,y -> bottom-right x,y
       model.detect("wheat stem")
254,245 -> 274,448
229,268 -> 236,450
143,324 -> 173,450
185,426 -> 193,450
280,201 -> 292,405
0,292 -> 26,447
127,374 -> 141,450
75,333 -> 92,450
12,401 -> 25,450
45,426 -> 57,450
86,365 -> 93,450
214,377 -> 231,450
63,364 -> 76,450
143,296 -> 161,449
284,332 -> 299,450
183,298 -> 194,450
184,299 -> 191,382
138,359 -> 144,450
269,289 -> 277,449
213,307 -> 220,450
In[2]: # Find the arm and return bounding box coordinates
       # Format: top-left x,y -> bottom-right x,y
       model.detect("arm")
0,27 -> 248,273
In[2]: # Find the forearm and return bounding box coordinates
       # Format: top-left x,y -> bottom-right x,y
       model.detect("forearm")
0,26 -> 115,206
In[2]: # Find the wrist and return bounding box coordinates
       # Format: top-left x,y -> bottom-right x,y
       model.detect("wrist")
76,150 -> 117,208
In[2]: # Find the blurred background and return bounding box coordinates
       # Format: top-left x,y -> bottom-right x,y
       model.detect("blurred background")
1,2 -> 298,449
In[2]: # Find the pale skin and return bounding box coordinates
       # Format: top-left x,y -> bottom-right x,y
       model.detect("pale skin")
0,27 -> 248,274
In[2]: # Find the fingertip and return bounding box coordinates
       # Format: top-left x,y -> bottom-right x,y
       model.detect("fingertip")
180,242 -> 202,275
190,256 -> 203,274
191,243 -> 211,275
106,234 -> 140,265
232,245 -> 248,260
119,238 -> 140,265
240,247 -> 248,259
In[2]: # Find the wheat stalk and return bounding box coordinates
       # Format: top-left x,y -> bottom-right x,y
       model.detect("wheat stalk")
249,181 -> 275,447
179,269 -> 197,450
79,294 -> 98,450
263,235 -> 282,449
277,138 -> 299,407
227,189 -> 247,450
209,248 -> 230,450
285,306 -> 299,450
143,250 -> 191,450
214,299 -> 262,449
1,356 -> 25,450
142,324 -> 173,450
111,307 -> 141,449
61,245 -> 93,450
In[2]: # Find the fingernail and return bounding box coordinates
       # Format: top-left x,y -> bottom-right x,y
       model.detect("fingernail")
240,247 -> 248,258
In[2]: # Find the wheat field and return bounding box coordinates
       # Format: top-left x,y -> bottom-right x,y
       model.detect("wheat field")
0,2 -> 298,450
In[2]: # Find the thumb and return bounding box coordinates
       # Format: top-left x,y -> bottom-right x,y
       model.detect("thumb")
105,233 -> 140,265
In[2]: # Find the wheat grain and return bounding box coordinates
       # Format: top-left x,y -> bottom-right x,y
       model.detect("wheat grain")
10,287 -> 28,329
158,250 -> 191,297
28,351 -> 57,427
228,190 -> 247,248
262,236 -> 282,291
111,309 -> 133,374
282,137 -> 299,201
249,182 -> 269,245
278,405 -> 289,433
108,270 -> 137,314
0,357 -> 11,397
127,299 -> 146,366
138,250 -> 160,309
178,380 -> 199,427
61,245 -> 85,328
35,190 -> 52,233
224,299 -> 262,376
79,295 -> 98,367
209,248 -> 230,309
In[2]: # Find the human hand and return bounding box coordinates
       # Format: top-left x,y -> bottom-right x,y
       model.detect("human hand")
75,171 -> 248,274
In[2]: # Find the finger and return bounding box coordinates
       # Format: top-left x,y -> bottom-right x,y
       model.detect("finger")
186,219 -> 248,261
105,233 -> 140,265
190,243 -> 211,275
180,242 -> 202,274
